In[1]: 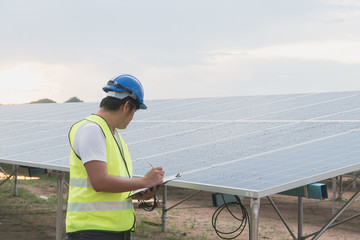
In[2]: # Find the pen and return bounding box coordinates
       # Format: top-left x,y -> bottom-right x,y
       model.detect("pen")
148,162 -> 154,168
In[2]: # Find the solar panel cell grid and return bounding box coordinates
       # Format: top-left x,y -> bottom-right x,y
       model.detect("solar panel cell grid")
1,91 -> 359,198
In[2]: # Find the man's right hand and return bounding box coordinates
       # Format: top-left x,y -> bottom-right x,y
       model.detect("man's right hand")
143,166 -> 164,187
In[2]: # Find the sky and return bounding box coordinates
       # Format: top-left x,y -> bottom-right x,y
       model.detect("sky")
1,0 -> 360,104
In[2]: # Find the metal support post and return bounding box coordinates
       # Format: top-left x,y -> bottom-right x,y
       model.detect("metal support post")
250,198 -> 260,240
338,172 -> 360,197
56,171 -> 65,240
352,172 -> 357,189
0,168 -> 18,188
332,177 -> 337,216
298,196 -> 303,240
0,166 -> 14,185
312,186 -> 360,240
13,165 -> 19,196
165,190 -> 201,212
161,185 -> 167,233
267,196 -> 297,240
303,212 -> 360,239
339,175 -> 343,200
160,186 -> 201,232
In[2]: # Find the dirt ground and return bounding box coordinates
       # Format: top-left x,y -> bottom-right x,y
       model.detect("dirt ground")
134,183 -> 360,240
0,177 -> 360,240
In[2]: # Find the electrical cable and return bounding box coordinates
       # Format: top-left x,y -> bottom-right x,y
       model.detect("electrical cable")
211,194 -> 250,239
138,194 -> 159,212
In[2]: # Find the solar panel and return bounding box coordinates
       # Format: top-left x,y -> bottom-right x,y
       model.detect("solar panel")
1,91 -> 360,198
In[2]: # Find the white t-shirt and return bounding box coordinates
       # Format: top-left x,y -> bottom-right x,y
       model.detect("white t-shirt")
73,122 -> 120,165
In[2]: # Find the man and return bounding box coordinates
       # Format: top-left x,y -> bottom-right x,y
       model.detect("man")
66,74 -> 164,240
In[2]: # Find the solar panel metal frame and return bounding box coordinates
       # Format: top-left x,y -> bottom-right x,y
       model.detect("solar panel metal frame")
1,91 -> 360,200
2,91 -> 360,240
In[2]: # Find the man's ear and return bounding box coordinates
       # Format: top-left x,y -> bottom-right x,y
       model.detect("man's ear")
122,100 -> 131,112
118,101 -> 128,112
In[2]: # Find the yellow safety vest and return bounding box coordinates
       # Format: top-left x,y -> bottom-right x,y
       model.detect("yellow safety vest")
66,114 -> 135,233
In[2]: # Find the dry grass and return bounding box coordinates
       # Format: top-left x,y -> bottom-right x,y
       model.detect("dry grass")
1,164 -> 360,240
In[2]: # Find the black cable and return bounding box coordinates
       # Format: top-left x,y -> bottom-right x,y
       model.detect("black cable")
212,194 -> 250,239
138,194 -> 159,212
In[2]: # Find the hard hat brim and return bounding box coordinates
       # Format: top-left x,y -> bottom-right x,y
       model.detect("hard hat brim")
139,103 -> 147,109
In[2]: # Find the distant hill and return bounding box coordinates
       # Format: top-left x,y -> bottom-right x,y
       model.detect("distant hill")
26,97 -> 83,104
29,98 -> 56,104
65,97 -> 83,103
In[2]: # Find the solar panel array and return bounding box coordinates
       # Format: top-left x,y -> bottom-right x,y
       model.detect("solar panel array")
1,91 -> 360,198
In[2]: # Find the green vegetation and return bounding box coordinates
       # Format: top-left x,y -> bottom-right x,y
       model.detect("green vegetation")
0,96 -> 84,105
65,96 -> 83,103
0,163 -> 216,240
29,98 -> 57,104
3,163 -> 358,240
0,164 -> 68,239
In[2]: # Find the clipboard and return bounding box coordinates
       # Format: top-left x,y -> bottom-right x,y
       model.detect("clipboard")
130,173 -> 181,197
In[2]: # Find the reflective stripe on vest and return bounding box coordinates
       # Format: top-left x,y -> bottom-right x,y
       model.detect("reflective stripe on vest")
69,177 -> 129,188
66,114 -> 135,233
67,199 -> 134,212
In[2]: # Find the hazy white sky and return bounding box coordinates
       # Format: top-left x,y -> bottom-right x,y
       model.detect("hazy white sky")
1,0 -> 360,104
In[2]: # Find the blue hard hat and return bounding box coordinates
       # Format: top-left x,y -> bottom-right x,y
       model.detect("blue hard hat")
103,74 -> 147,109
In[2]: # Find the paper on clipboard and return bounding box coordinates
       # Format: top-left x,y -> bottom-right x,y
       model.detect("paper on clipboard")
130,173 -> 181,197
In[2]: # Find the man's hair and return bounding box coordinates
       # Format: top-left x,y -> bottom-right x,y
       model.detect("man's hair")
100,96 -> 140,112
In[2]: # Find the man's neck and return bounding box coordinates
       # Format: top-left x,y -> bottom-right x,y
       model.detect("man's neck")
96,109 -> 116,133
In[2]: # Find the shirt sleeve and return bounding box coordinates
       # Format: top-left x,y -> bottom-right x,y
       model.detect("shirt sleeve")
73,122 -> 107,165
